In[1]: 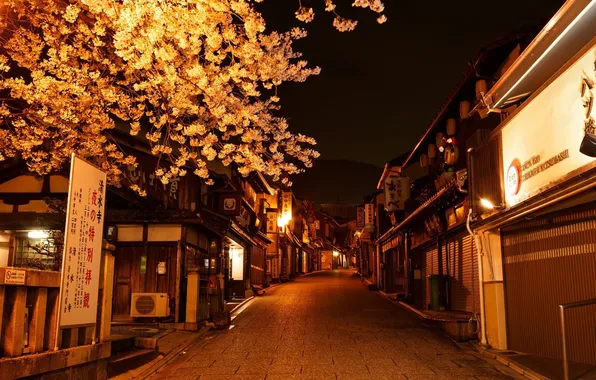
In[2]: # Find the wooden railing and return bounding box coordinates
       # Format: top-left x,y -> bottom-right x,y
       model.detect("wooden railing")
0,243 -> 115,378
0,267 -> 61,357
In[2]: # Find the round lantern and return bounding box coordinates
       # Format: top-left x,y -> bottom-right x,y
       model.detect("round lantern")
459,100 -> 471,119
428,144 -> 437,159
420,153 -> 429,168
435,132 -> 445,149
446,118 -> 457,136
443,137 -> 459,165
475,80 -> 488,99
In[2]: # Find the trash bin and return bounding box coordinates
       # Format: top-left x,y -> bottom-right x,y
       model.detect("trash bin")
429,275 -> 441,311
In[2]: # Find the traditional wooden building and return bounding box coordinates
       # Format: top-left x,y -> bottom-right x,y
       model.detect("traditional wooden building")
468,2 -> 596,373
371,27 -> 542,342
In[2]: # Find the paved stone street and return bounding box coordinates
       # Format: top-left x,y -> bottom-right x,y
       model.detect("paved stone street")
152,270 -> 522,380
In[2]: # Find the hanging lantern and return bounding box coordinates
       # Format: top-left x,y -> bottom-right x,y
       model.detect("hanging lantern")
435,132 -> 445,149
459,100 -> 471,119
428,144 -> 437,159
475,80 -> 488,100
446,118 -> 457,136
420,153 -> 429,168
443,137 -> 459,165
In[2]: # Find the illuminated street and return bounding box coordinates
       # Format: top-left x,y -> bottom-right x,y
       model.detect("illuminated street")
151,270 -> 521,380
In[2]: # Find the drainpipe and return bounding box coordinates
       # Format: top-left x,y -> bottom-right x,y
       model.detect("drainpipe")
467,209 -> 488,346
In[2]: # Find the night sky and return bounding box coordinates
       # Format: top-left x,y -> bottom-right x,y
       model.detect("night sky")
259,0 -> 565,167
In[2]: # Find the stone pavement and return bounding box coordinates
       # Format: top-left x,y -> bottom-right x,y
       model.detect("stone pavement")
151,270 -> 524,380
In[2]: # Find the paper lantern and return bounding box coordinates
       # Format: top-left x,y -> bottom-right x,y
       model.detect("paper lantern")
475,80 -> 488,99
420,153 -> 429,168
435,132 -> 445,148
428,144 -> 437,159
459,100 -> 471,119
443,137 -> 459,165
446,118 -> 457,136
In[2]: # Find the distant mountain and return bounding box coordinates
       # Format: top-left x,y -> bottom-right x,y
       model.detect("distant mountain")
291,159 -> 383,205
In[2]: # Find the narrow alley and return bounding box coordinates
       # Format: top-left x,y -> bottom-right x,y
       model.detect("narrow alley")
151,270 -> 521,380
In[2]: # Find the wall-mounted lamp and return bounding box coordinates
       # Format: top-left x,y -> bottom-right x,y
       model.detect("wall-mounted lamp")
333,251 -> 339,257
480,198 -> 505,211
27,230 -> 49,239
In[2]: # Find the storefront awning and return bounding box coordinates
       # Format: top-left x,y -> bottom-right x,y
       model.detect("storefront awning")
477,0 -> 596,112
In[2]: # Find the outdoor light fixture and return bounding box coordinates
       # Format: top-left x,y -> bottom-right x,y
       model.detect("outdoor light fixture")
333,251 -> 339,257
480,198 -> 504,211
27,230 -> 49,239
277,217 -> 288,228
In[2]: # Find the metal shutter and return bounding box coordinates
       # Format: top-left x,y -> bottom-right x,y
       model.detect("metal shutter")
446,233 -> 479,313
425,245 -> 438,310
503,206 -> 596,366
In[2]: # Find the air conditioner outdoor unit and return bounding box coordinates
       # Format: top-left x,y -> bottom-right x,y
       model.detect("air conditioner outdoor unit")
130,293 -> 169,317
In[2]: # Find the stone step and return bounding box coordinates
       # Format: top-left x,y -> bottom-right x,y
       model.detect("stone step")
107,348 -> 160,378
110,334 -> 136,353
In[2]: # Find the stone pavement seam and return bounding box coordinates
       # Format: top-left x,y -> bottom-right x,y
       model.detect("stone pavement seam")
468,342 -> 550,380
136,325 -> 211,379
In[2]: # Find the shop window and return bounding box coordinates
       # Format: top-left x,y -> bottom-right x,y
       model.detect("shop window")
13,230 -> 63,271
230,242 -> 244,280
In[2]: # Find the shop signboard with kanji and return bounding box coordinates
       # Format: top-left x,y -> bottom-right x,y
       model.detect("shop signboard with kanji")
57,154 -> 106,328
364,204 -> 375,227
281,192 -> 292,222
266,211 -> 278,233
384,177 -> 410,211
356,206 -> 365,228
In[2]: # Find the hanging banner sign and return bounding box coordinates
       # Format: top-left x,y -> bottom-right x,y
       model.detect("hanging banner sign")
364,204 -> 375,227
356,206 -> 365,228
219,191 -> 242,215
384,177 -> 410,211
57,154 -> 106,329
281,192 -> 292,222
266,211 -> 278,233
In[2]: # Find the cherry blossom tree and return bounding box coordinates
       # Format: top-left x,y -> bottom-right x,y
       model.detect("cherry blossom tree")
0,0 -> 384,192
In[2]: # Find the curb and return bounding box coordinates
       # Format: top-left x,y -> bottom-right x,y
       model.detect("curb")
468,342 -> 549,380
136,325 -> 211,380
229,296 -> 255,314
300,270 -> 326,277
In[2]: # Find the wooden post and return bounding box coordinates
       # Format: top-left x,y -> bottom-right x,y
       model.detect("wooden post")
175,241 -> 182,323
185,269 -> 200,323
44,288 -> 59,351
3,287 -> 28,357
27,288 -> 48,353
78,326 -> 93,345
99,242 -> 115,343
0,285 -> 5,344
62,328 -> 79,348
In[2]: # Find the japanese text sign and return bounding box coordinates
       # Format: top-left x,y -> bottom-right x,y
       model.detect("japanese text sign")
58,155 -> 106,328
281,192 -> 292,222
266,211 -> 278,234
384,177 -> 410,212
356,207 -> 365,228
365,204 -> 375,227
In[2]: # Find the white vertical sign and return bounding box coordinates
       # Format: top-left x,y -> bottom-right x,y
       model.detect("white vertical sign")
364,204 -> 375,227
281,191 -> 292,222
384,177 -> 410,211
57,154 -> 107,328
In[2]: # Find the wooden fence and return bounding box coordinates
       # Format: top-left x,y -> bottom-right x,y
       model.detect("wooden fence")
0,243 -> 114,379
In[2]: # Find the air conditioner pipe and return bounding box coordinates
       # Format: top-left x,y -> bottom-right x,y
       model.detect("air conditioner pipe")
467,209 -> 488,346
